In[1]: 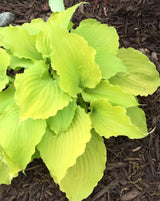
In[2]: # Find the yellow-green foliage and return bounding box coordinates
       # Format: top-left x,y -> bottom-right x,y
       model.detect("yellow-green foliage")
0,4 -> 159,201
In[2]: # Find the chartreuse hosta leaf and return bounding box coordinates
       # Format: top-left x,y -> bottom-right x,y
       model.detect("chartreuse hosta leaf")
9,54 -> 34,70
35,23 -> 57,59
21,18 -> 46,35
15,61 -> 71,121
0,84 -> 15,113
72,19 -> 119,55
72,19 -> 128,79
0,103 -> 46,170
0,48 -> 10,74
51,27 -> 101,97
0,26 -> 42,60
126,106 -> 147,133
0,76 -> 9,93
109,48 -> 160,96
0,145 -> 20,184
38,106 -> 92,183
21,4 -> 82,58
47,3 -> 82,29
0,48 -> 10,91
36,27 -> 54,59
95,54 -> 128,80
47,99 -> 77,135
90,99 -> 147,139
36,3 -> 83,58
0,152 -> 13,184
5,49 -> 34,70
82,80 -> 138,108
60,131 -> 106,201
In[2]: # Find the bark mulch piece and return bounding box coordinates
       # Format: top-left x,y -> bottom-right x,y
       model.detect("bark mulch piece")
0,0 -> 160,200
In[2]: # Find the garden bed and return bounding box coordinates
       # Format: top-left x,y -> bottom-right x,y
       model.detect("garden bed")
0,0 -> 160,200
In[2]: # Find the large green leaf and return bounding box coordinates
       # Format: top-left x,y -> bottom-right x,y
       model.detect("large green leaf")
0,152 -> 12,184
36,3 -> 83,63
126,106 -> 147,133
37,4 -> 83,59
36,25 -> 54,59
0,76 -> 9,92
0,145 -> 20,184
0,48 -> 10,74
0,103 -> 46,170
95,53 -> 128,80
0,84 -> 15,113
72,19 -> 128,79
15,61 -> 71,121
47,99 -> 77,135
47,3 -> 82,29
82,80 -> 138,108
38,106 -> 92,182
51,27 -> 101,97
0,26 -> 42,60
90,99 -> 147,139
60,131 -> 106,201
0,48 -> 10,91
72,19 -> 119,55
21,18 -> 46,35
109,48 -> 160,96
9,54 -> 34,70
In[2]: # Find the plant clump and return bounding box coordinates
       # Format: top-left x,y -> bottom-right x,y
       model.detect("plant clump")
0,3 -> 159,201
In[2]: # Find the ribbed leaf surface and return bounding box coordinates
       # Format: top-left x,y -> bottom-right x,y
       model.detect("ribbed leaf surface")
126,106 -> 147,133
60,131 -> 106,201
95,53 -> 128,79
0,48 -> 10,91
9,54 -> 34,70
82,80 -> 138,108
47,3 -> 81,29
0,76 -> 9,92
72,19 -> 119,55
0,103 -> 46,169
90,99 -> 147,139
38,106 -> 92,182
51,27 -> 101,97
37,4 -> 84,59
36,25 -> 54,58
72,19 -> 128,79
47,99 -> 77,135
110,48 -> 160,96
0,48 -> 10,74
0,145 -> 20,184
21,18 -> 46,35
0,84 -> 15,113
15,61 -> 71,121
0,26 -> 42,60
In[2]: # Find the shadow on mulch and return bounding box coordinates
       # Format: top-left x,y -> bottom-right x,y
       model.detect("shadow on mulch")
0,0 -> 160,200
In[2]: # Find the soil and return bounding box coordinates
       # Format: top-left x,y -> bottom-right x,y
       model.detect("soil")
0,0 -> 160,200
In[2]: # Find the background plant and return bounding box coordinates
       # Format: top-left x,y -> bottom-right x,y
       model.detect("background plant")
49,0 -> 65,12
0,3 -> 159,201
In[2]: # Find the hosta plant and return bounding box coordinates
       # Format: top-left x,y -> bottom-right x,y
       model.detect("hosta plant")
0,3 -> 160,201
